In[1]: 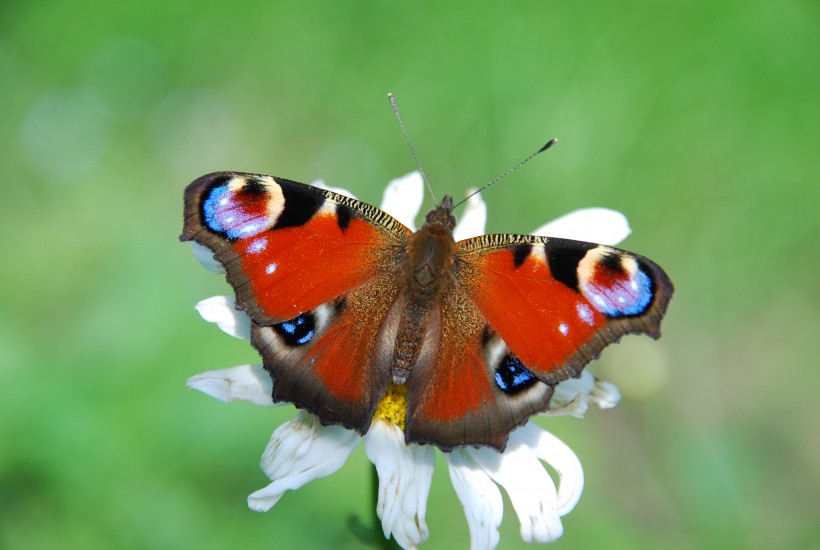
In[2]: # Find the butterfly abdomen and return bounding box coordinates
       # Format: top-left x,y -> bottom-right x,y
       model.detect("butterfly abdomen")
388,211 -> 458,385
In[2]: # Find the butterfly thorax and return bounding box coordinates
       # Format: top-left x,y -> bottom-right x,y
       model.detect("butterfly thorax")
390,197 -> 457,384
403,195 -> 457,298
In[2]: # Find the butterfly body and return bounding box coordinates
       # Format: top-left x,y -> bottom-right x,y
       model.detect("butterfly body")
183,172 -> 673,451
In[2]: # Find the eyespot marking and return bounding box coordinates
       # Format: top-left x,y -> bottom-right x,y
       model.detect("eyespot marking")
201,176 -> 282,239
273,312 -> 316,347
494,355 -> 537,395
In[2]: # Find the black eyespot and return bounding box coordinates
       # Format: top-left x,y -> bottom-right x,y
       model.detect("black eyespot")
494,355 -> 537,395
273,313 -> 316,347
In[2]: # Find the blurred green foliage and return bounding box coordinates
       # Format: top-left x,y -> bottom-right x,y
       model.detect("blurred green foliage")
1,0 -> 818,548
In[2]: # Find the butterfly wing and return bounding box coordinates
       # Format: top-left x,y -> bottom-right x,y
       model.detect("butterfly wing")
405,234 -> 673,451
182,172 -> 409,323
182,172 -> 411,432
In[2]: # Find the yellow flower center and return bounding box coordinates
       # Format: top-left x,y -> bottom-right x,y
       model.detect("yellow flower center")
373,383 -> 407,431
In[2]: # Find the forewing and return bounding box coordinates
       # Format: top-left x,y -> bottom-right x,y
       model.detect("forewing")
181,172 -> 410,324
456,234 -> 673,384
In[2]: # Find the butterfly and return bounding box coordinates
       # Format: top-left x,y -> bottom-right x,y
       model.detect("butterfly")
181,171 -> 673,451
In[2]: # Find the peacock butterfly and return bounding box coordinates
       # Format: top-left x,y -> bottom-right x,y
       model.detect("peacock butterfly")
181,145 -> 673,452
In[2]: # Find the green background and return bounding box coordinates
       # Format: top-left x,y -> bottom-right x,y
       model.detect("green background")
1,0 -> 818,548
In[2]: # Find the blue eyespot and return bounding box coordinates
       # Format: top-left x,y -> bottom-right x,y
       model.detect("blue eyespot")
202,183 -> 269,239
495,355 -> 536,395
585,267 -> 653,317
273,313 -> 316,347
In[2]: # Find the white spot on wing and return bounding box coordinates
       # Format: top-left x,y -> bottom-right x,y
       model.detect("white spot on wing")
576,303 -> 595,325
559,323 -> 569,335
248,237 -> 268,254
265,263 -> 277,274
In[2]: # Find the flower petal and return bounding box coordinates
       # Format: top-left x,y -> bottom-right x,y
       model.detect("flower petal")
591,380 -> 621,409
548,371 -> 597,417
190,242 -> 225,273
195,295 -> 251,340
186,364 -> 274,406
248,411 -> 361,512
532,207 -> 631,245
468,428 -> 564,543
513,422 -> 584,517
546,371 -> 621,418
446,449 -> 503,550
453,190 -> 487,241
380,171 -> 424,231
365,419 -> 434,550
311,178 -> 358,199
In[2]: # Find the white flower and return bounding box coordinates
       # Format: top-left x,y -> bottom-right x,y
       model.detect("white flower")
186,171 -> 628,549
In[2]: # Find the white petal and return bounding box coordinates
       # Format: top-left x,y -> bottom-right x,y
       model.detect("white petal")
446,449 -> 503,550
248,411 -> 361,512
311,178 -> 358,199
545,372 -> 621,418
546,371 -> 597,417
468,431 -> 563,543
186,364 -> 274,406
513,422 -> 584,517
195,295 -> 251,340
380,171 -> 424,231
453,190 -> 487,241
365,419 -> 434,550
591,380 -> 621,409
190,242 -> 225,273
532,207 -> 631,245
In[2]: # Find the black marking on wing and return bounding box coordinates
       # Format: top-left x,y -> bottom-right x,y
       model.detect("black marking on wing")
241,177 -> 268,196
545,240 -> 594,292
512,244 -> 531,269
494,354 -> 537,395
272,313 -> 316,347
274,179 -> 324,230
336,204 -> 354,232
600,252 -> 625,273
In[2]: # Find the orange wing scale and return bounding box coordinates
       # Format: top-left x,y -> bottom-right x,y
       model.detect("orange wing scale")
412,343 -> 493,422
461,247 -> 606,376
235,213 -> 390,321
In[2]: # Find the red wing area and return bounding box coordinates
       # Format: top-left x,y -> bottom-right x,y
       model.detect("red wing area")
181,172 -> 410,324
252,275 -> 398,434
404,286 -> 556,451
455,235 -> 673,385
410,342 -> 493,423
234,213 -> 393,321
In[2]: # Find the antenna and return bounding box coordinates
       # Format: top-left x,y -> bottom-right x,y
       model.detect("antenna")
388,93 -> 438,205
452,138 -> 558,210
